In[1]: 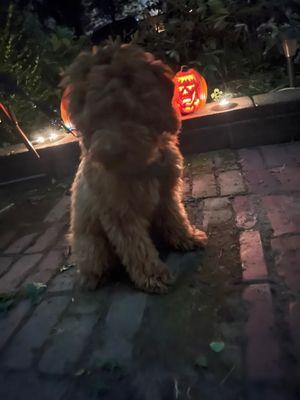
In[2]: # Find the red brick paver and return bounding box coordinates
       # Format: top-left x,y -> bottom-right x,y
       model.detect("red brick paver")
0,143 -> 299,399
289,301 -> 300,366
218,170 -> 246,196
263,195 -> 299,237
272,167 -> 300,192
271,236 -> 300,293
233,195 -> 257,229
213,149 -> 238,171
0,371 -> 68,400
285,141 -> 300,164
242,168 -> 280,195
23,249 -> 64,286
4,232 -> 38,255
243,284 -> 281,382
238,148 -> 265,170
192,174 -> 217,198
0,256 -> 13,276
0,231 -> 15,250
39,314 -> 98,374
240,231 -> 268,281
187,154 -> 214,174
48,267 -> 76,292
0,254 -> 43,293
44,195 -> 70,223
0,300 -> 31,350
1,296 -> 70,369
202,197 -> 232,228
260,144 -> 296,168
25,225 -> 64,254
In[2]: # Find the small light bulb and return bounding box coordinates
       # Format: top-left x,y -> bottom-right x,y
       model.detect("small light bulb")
36,136 -> 45,144
219,98 -> 229,107
49,132 -> 58,141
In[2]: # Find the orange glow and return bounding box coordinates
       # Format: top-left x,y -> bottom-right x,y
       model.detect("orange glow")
173,67 -> 207,115
177,73 -> 195,83
60,86 -> 76,132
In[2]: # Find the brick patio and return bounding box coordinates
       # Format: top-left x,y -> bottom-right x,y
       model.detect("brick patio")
0,142 -> 300,400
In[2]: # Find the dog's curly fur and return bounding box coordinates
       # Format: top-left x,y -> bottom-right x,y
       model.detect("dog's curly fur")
61,43 -> 207,293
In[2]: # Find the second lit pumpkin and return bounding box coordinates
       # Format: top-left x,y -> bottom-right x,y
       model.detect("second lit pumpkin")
60,86 -> 76,132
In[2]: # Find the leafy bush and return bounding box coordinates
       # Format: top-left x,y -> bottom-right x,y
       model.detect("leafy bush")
0,2 -> 87,144
1,0 -> 299,146
136,0 -> 300,96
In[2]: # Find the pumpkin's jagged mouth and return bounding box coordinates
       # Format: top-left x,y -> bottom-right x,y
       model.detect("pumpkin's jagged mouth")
181,91 -> 196,106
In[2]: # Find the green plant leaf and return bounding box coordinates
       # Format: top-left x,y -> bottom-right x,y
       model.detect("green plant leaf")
209,341 -> 225,353
208,0 -> 228,15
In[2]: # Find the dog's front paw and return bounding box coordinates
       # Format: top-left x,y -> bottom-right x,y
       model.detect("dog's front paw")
137,262 -> 174,294
173,229 -> 208,251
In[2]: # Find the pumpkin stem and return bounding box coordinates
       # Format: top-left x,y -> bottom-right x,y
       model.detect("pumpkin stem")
180,65 -> 189,72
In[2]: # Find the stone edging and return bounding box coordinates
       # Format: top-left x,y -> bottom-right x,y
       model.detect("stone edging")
0,89 -> 300,183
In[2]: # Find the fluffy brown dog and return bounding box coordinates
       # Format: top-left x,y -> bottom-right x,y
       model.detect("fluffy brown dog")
61,43 -> 207,293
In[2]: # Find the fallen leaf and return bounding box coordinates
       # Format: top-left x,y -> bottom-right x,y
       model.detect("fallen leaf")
60,263 -> 74,272
209,341 -> 225,353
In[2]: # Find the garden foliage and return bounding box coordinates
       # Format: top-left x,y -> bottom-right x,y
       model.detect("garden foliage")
0,2 -> 86,143
0,0 -> 299,144
136,0 -> 300,95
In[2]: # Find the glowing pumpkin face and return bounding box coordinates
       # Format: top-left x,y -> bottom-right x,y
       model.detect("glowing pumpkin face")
60,86 -> 76,132
173,67 -> 207,115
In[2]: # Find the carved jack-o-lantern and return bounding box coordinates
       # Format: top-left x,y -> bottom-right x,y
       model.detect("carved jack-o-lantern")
60,86 -> 76,132
173,66 -> 207,115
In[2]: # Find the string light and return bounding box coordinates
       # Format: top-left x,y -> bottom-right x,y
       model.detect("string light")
219,98 -> 230,107
36,136 -> 45,144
